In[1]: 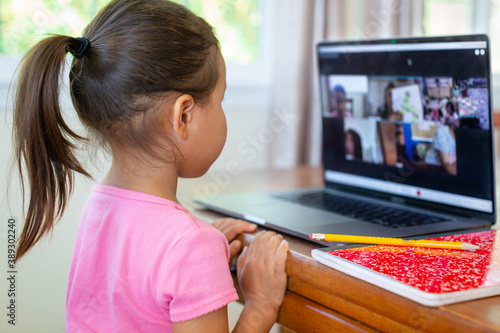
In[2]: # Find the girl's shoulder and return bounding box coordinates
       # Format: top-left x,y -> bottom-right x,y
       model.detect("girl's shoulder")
91,184 -> 187,215
87,183 -> 216,237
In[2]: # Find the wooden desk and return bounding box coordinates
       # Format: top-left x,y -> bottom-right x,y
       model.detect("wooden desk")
178,166 -> 500,333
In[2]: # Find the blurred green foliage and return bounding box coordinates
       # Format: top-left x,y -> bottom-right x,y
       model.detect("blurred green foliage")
0,0 -> 261,64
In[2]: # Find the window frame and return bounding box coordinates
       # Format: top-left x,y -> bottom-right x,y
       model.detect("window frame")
0,0 -> 274,111
423,0 -> 500,109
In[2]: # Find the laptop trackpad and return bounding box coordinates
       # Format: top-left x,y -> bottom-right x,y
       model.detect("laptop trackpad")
242,202 -> 354,227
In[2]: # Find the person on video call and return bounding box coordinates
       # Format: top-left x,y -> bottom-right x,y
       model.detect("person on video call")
330,84 -> 352,118
378,82 -> 402,121
424,125 -> 457,175
345,129 -> 363,160
443,101 -> 459,127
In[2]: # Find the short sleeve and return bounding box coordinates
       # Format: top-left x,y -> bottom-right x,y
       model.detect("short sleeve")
157,226 -> 238,323
433,126 -> 454,154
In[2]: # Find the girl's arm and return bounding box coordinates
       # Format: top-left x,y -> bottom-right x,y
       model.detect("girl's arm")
173,307 -> 230,332
439,151 -> 457,175
173,231 -> 289,333
233,231 -> 289,332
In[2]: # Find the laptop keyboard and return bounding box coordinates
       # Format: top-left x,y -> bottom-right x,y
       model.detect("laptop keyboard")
275,191 -> 450,228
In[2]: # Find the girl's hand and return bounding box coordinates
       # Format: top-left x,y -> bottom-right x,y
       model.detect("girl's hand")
211,218 -> 257,263
236,231 -> 289,327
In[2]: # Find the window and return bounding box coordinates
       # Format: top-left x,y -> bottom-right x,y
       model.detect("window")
0,0 -> 263,66
0,0 -> 271,111
423,0 -> 473,36
0,0 -> 109,54
423,0 -> 500,73
174,0 -> 262,65
490,0 -> 500,74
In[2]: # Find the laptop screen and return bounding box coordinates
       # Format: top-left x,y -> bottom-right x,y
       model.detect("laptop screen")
318,35 -> 494,215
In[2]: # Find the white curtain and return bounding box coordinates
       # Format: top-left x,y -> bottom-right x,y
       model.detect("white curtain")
268,0 -> 424,169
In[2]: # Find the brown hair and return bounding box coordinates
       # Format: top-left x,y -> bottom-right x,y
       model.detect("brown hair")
13,0 -> 220,261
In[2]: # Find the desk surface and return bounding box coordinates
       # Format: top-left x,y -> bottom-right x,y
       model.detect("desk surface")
178,166 -> 500,333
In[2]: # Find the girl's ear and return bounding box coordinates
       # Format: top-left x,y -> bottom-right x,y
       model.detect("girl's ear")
171,94 -> 195,140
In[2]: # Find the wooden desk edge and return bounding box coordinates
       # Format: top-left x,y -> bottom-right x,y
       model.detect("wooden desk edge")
230,226 -> 500,333
181,162 -> 500,333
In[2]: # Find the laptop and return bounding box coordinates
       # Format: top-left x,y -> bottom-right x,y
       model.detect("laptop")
195,35 -> 496,243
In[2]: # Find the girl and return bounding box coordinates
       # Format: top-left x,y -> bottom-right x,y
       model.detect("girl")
12,0 -> 289,331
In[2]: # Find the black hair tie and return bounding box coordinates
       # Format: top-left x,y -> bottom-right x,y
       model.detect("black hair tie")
73,37 -> 90,59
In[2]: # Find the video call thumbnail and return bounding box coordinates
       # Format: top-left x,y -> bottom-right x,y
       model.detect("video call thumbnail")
321,75 -> 490,176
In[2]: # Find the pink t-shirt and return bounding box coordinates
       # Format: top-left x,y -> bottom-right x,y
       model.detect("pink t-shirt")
66,184 -> 238,332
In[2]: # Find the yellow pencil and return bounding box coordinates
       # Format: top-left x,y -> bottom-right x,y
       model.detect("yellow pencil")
309,233 -> 480,251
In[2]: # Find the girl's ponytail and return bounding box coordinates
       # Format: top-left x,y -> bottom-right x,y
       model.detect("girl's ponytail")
12,0 -> 221,261
13,35 -> 91,262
